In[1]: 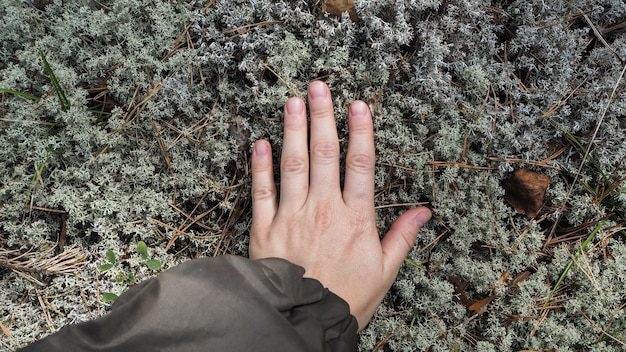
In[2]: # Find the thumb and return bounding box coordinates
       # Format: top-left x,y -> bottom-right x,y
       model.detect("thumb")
381,207 -> 432,276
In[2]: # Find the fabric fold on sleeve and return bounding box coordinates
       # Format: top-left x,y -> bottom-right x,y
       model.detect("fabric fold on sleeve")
19,255 -> 358,352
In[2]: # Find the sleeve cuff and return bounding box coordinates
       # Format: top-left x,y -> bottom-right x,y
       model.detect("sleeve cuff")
20,255 -> 358,352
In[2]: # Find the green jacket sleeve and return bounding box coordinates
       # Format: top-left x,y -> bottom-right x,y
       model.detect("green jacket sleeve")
19,255 -> 358,352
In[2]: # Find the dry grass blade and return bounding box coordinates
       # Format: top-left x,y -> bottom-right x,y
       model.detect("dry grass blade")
577,308 -> 626,347
107,82 -> 163,134
561,62 -> 626,208
0,321 -> 13,339
540,79 -> 587,120
542,219 -> 607,310
426,161 -> 495,170
374,202 -> 429,209
152,121 -> 174,176
0,246 -> 87,278
222,20 -> 282,41
262,62 -> 299,97
567,245 -> 600,292
566,1 -> 620,59
372,323 -> 403,351
0,320 -> 16,351
539,61 -> 626,317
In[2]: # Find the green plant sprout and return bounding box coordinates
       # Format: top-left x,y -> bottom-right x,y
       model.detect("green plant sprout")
22,49 -> 76,208
136,241 -> 163,271
0,88 -> 41,101
38,49 -> 71,111
0,50 -> 70,107
98,241 -> 163,303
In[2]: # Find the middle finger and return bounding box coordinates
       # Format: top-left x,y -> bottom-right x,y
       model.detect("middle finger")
307,81 -> 341,197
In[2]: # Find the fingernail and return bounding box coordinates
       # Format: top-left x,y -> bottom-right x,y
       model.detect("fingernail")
285,98 -> 304,115
351,100 -> 368,117
414,209 -> 432,227
254,140 -> 268,156
309,81 -> 328,99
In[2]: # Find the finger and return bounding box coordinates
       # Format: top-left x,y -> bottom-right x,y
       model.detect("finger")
279,97 -> 310,209
307,81 -> 340,196
343,100 -> 375,207
381,207 -> 432,277
251,140 -> 278,238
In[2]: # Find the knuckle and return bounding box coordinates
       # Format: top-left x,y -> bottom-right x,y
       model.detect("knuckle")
252,163 -> 272,174
310,106 -> 333,120
397,227 -> 417,252
248,232 -> 271,259
349,214 -> 369,237
349,207 -> 376,237
348,119 -> 372,134
347,153 -> 374,174
313,200 -> 334,232
284,119 -> 306,132
286,216 -> 303,235
252,186 -> 275,202
281,156 -> 307,174
312,141 -> 338,162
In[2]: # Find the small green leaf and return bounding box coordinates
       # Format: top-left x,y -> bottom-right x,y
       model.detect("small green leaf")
145,259 -> 162,271
102,292 -> 119,303
125,272 -> 136,285
114,273 -> 124,283
98,263 -> 114,272
136,241 -> 148,259
105,250 -> 116,264
116,271 -> 136,285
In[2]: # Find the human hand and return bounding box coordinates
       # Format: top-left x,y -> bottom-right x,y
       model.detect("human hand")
249,81 -> 431,331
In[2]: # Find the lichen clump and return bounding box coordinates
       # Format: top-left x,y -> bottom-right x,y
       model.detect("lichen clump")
1,0 -> 625,350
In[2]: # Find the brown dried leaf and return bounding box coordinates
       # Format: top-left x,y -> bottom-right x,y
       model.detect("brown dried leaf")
468,295 -> 496,315
503,169 -> 550,217
499,272 -> 511,283
507,271 -> 531,288
322,0 -> 358,22
448,276 -> 472,308
449,276 -> 496,315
